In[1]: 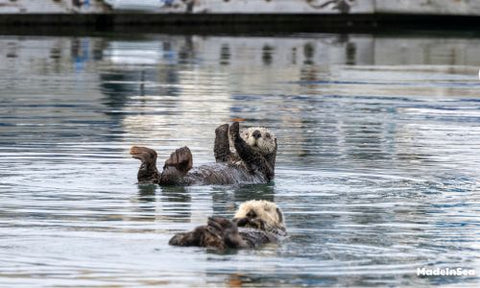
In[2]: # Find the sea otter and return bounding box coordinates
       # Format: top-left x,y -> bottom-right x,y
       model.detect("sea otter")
168,200 -> 287,250
130,122 -> 277,185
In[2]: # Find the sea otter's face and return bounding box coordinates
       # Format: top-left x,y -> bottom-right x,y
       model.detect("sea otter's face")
233,200 -> 285,234
240,127 -> 276,156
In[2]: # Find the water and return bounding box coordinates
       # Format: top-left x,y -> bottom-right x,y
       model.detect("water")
1,32 -> 479,287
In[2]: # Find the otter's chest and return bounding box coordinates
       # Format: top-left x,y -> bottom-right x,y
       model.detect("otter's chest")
185,162 -> 266,185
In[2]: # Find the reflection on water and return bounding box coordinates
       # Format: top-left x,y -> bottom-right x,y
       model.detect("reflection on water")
0,33 -> 479,287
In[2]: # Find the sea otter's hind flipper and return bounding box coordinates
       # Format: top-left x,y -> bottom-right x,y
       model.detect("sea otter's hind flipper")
214,124 -> 231,162
159,146 -> 193,185
164,146 -> 193,174
207,216 -> 249,249
169,224 -> 226,249
129,146 -> 160,184
168,231 -> 196,246
130,146 -> 157,163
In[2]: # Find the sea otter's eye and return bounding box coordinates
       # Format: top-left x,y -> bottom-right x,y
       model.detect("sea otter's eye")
266,133 -> 271,138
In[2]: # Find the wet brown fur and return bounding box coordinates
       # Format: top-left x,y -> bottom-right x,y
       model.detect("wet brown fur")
168,200 -> 286,250
130,122 -> 277,185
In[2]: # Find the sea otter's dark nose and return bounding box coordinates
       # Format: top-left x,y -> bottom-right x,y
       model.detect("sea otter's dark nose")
252,130 -> 261,139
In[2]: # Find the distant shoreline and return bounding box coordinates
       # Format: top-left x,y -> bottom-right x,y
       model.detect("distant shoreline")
0,13 -> 480,35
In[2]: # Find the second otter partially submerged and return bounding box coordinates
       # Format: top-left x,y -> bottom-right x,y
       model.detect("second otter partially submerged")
168,200 -> 287,250
130,122 -> 277,185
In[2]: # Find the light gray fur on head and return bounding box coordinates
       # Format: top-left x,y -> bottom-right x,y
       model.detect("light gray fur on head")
234,200 -> 285,230
229,126 -> 276,156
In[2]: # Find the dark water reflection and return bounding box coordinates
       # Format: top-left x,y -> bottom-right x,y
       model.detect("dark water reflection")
0,33 -> 479,287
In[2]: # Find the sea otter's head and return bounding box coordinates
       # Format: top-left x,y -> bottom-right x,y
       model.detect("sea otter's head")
241,127 -> 276,155
233,200 -> 286,236
229,126 -> 277,159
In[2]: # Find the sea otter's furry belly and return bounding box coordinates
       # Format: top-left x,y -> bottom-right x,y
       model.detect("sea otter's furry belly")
179,163 -> 267,185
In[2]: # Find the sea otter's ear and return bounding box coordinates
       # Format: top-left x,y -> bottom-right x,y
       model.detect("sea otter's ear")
276,207 -> 283,224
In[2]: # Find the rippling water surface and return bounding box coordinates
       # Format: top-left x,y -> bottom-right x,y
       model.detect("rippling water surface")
1,33 -> 480,287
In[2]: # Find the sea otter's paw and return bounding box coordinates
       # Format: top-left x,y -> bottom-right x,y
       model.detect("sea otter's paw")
164,146 -> 193,174
234,217 -> 266,230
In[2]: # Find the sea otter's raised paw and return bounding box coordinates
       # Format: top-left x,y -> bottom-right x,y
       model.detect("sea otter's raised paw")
164,146 -> 193,174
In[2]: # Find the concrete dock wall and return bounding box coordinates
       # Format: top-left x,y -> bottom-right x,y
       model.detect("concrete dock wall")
1,0 -> 480,32
1,0 -> 480,15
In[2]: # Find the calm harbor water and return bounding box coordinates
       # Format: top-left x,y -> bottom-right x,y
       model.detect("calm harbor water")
1,32 -> 480,287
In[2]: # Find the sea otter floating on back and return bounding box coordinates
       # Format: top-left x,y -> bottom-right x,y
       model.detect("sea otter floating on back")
130,122 -> 277,185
